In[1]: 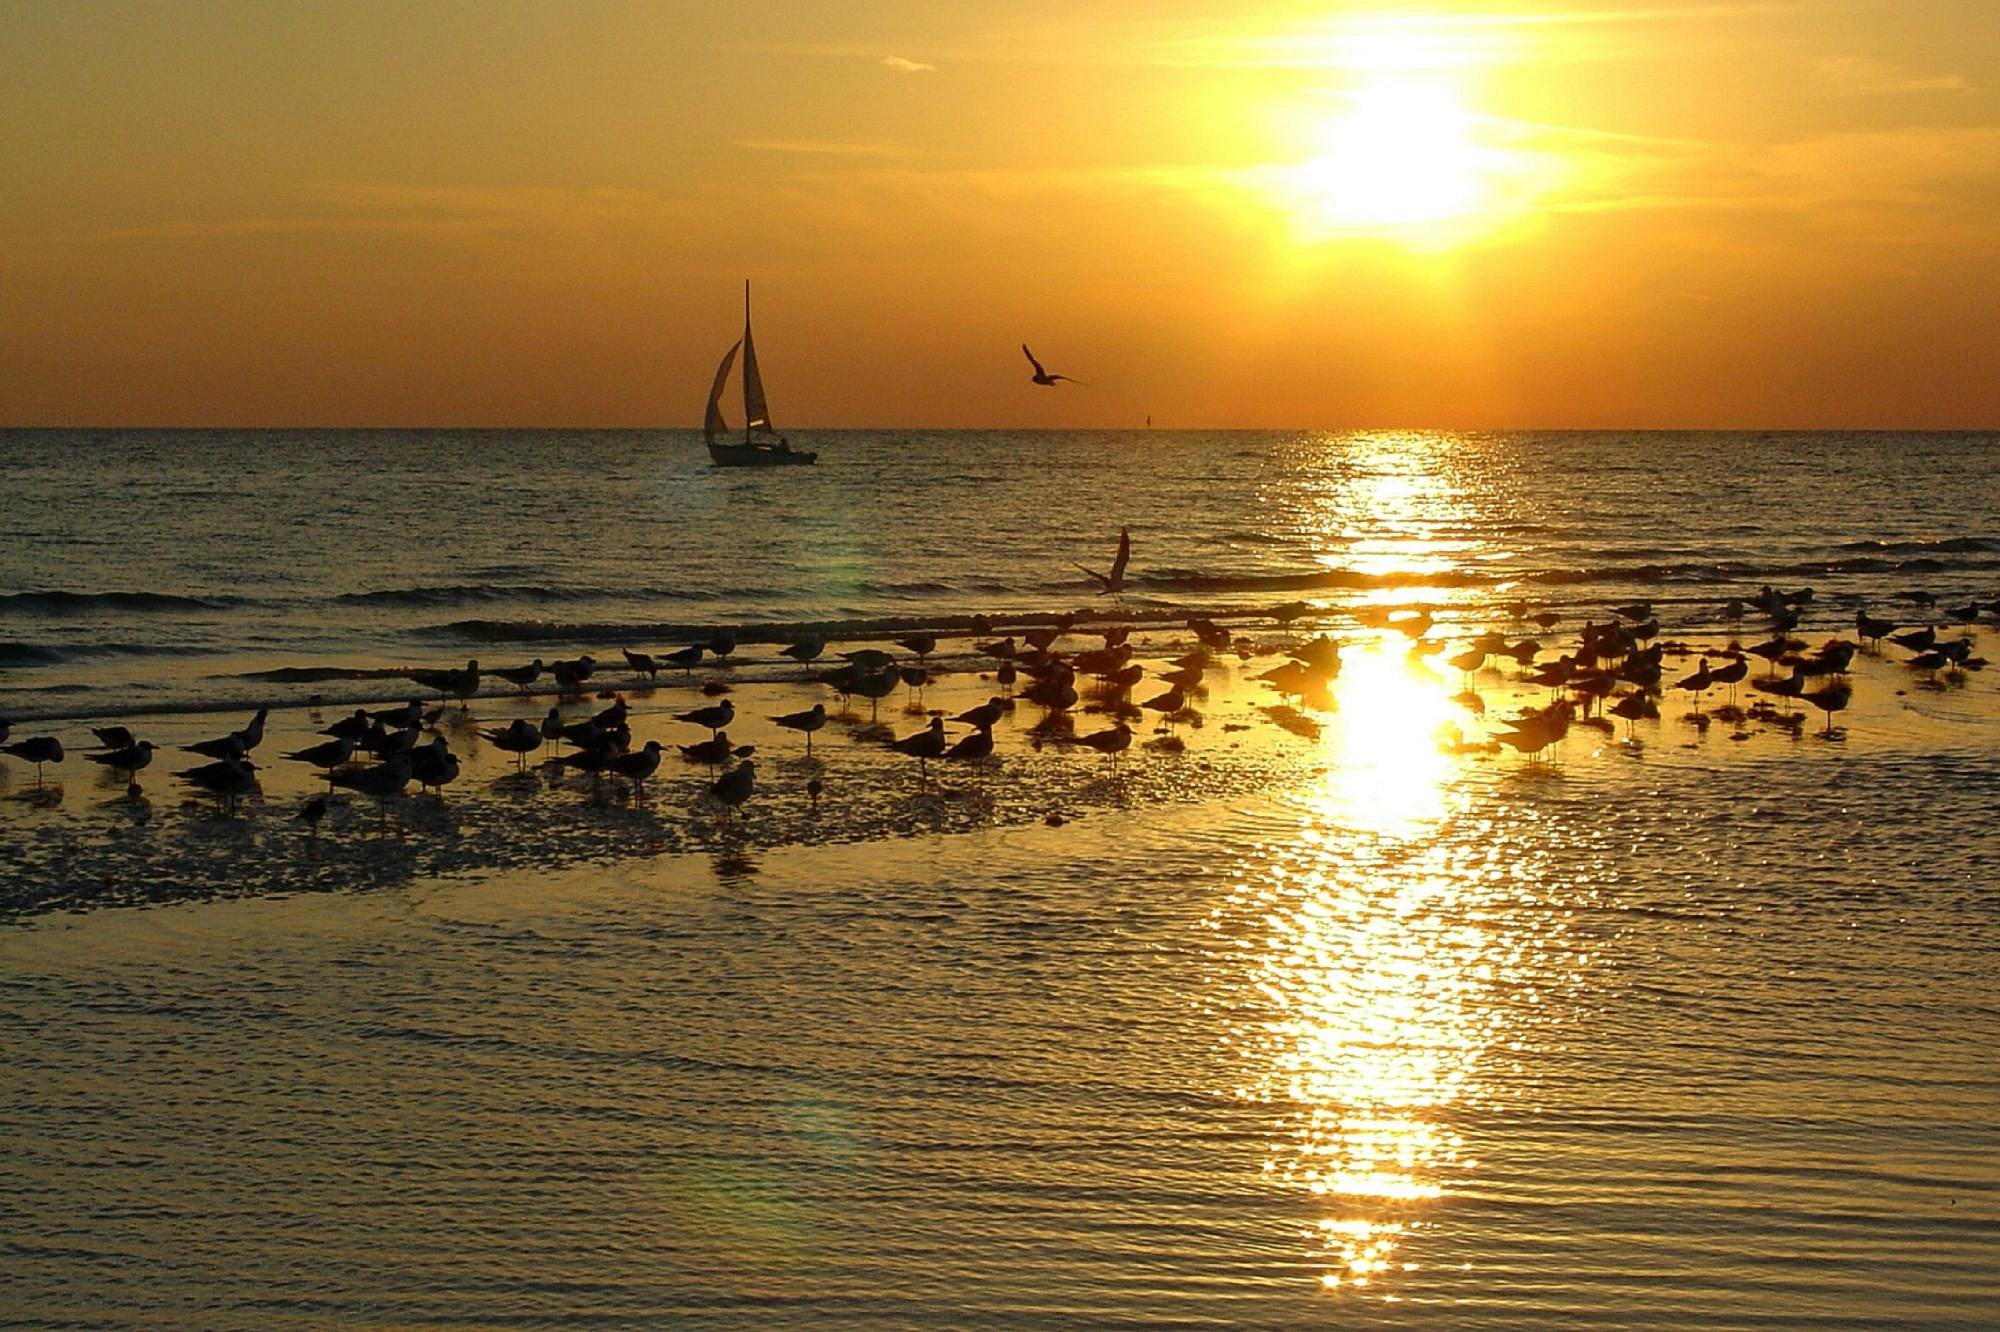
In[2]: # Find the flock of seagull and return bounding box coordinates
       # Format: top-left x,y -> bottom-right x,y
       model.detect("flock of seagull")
4,574 -> 1996,835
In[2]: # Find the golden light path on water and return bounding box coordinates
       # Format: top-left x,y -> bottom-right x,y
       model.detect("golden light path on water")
1222,431 -> 1567,1299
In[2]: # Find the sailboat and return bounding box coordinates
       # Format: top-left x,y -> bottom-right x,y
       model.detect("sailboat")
702,281 -> 816,467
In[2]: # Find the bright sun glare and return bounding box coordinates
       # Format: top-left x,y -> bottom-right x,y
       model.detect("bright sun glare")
1270,19 -> 1525,240
1301,84 -> 1484,227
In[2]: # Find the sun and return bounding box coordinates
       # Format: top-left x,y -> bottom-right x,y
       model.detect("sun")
1251,17 -> 1540,243
1298,83 -> 1484,228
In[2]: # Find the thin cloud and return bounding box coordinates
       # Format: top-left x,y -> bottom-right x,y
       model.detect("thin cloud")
881,55 -> 935,74
1816,55 -> 1967,95
739,138 -> 911,158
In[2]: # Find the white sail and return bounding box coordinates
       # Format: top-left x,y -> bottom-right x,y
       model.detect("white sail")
741,281 -> 779,440
703,340 -> 741,444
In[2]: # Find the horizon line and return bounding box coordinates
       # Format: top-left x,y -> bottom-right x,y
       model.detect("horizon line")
4,423 -> 1997,434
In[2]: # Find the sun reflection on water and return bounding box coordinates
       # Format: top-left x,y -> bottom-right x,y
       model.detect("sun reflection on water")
1221,637 -> 1540,1297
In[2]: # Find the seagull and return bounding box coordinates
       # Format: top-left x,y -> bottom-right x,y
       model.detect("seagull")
494,659 -> 545,693
322,709 -> 371,740
87,740 -> 157,778
409,740 -> 461,796
771,703 -> 828,754
895,634 -> 937,659
1022,344 -> 1085,387
889,716 -> 949,780
550,655 -> 594,694
664,645 -> 704,675
369,699 -> 424,728
611,740 -> 664,793
1709,655 -> 1748,706
177,756 -> 258,813
183,709 -> 268,761
1609,690 -> 1659,740
955,697 -> 1007,731
841,648 -> 895,672
622,648 -> 661,681
90,725 -> 137,751
282,735 -> 354,783
711,760 -> 755,820
1676,656 -> 1714,714
680,731 -> 734,768
782,636 -> 826,663
481,719 -> 543,769
332,752 -> 413,826
944,726 -> 994,761
1854,609 -> 1894,649
539,706 -> 565,753
1075,527 -> 1130,596
1803,679 -> 1852,734
677,698 -> 734,735
411,659 -> 480,707
851,668 -> 900,720
707,629 -> 737,661
1076,721 -> 1133,760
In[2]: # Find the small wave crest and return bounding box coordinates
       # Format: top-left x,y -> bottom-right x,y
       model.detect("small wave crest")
1831,537 -> 2000,554
0,640 -> 213,668
0,590 -> 238,614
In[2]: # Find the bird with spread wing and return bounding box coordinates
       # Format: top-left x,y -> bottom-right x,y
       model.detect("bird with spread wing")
1023,344 -> 1086,386
1075,527 -> 1130,595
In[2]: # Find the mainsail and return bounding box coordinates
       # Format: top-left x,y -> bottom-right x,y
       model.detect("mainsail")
703,340 -> 741,445
740,281 -> 779,441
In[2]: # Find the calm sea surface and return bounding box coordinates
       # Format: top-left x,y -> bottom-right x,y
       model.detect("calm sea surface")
3,428 -> 1997,719
3,429 -> 1998,1326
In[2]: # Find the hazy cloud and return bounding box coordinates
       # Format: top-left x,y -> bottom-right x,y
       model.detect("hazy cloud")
739,138 -> 911,158
1816,55 -> 1967,95
881,55 -> 935,73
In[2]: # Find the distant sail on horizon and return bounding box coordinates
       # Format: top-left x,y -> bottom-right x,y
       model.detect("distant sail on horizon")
741,282 -> 778,441
703,340 -> 741,445
701,281 -> 816,466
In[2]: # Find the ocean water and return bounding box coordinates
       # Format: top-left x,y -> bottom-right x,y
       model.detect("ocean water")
3,428 -> 1998,720
3,429 -> 1999,1326
4,743 -> 1997,1326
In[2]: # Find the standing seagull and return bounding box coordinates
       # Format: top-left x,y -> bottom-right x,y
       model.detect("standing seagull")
889,716 -> 949,781
1074,527 -> 1131,596
6,735 -> 64,786
1022,344 -> 1086,387
770,703 -> 828,755
711,760 -> 755,822
88,740 -> 158,780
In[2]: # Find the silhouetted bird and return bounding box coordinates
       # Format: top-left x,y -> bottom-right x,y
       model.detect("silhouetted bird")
1075,527 -> 1130,595
87,740 -> 156,778
711,760 -> 755,819
677,699 -> 734,735
890,717 -> 948,779
1022,343 -> 1085,386
771,703 -> 828,754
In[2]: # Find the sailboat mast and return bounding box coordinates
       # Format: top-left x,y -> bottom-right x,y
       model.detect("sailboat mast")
743,279 -> 751,445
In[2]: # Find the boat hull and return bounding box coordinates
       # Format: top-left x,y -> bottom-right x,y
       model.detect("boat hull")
708,442 -> 817,467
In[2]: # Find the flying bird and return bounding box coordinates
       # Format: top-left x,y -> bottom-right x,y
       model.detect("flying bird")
1075,527 -> 1130,596
1022,344 -> 1085,387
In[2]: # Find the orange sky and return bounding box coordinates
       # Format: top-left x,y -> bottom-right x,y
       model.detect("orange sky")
2,1 -> 1996,428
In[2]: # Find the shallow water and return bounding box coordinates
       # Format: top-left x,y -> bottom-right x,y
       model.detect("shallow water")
5,733 -> 1997,1327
